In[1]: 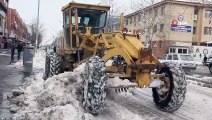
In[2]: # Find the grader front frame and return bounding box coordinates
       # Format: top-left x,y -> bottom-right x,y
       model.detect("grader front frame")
45,2 -> 187,115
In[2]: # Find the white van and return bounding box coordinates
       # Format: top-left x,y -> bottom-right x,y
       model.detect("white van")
159,54 -> 197,71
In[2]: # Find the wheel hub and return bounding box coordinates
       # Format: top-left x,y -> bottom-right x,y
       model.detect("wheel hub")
210,67 -> 212,73
156,73 -> 171,100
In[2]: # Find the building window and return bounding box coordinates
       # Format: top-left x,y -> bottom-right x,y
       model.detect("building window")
178,49 -> 183,53
154,8 -> 158,17
133,17 -> 136,26
160,24 -> 164,32
170,48 -> 176,53
205,10 -> 212,18
153,25 -> 157,33
138,15 -> 141,22
194,8 -> 198,14
177,48 -> 187,54
126,19 -> 128,25
159,41 -> 162,48
204,27 -> 212,35
149,10 -> 152,16
193,27 -> 196,34
147,27 -> 150,33
183,49 -> 187,54
130,18 -> 132,24
161,6 -> 165,16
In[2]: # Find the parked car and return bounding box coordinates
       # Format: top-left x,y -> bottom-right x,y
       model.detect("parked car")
159,54 -> 197,71
207,59 -> 212,74
204,55 -> 212,66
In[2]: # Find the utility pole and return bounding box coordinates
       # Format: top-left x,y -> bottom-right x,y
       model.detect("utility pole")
35,0 -> 40,52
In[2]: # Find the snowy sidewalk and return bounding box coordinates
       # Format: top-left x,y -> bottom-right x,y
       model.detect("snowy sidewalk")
186,75 -> 212,88
0,52 -> 26,119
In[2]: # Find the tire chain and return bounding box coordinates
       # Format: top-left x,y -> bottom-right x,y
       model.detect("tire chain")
43,53 -> 50,80
163,64 -> 187,112
82,56 -> 107,114
49,52 -> 60,77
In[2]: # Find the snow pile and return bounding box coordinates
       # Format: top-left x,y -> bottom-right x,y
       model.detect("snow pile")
0,52 -> 10,56
8,63 -> 93,120
186,75 -> 212,88
13,61 -> 23,66
33,50 -> 46,70
107,77 -> 137,87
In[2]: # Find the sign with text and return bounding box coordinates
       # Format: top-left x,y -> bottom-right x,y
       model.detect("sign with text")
171,25 -> 192,32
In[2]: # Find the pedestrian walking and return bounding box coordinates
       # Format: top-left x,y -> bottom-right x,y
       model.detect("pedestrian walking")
0,42 -> 3,49
17,42 -> 23,60
203,55 -> 207,66
10,42 -> 16,63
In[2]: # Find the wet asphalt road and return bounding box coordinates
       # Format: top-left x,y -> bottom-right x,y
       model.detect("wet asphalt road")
0,49 -> 28,118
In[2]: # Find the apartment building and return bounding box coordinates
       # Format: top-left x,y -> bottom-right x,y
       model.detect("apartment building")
0,0 -> 8,48
125,0 -> 212,57
7,8 -> 28,43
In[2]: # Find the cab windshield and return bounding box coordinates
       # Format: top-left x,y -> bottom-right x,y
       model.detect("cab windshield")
72,8 -> 107,28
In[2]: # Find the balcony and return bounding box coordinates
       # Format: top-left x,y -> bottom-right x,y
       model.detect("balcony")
0,0 -> 8,11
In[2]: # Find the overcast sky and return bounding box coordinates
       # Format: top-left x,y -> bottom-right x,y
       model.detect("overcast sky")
9,0 -> 102,36
9,0 -> 132,38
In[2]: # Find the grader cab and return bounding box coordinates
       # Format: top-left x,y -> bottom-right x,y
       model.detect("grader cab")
44,2 -> 187,115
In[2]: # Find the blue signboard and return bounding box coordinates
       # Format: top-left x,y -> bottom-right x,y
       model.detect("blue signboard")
171,25 -> 192,32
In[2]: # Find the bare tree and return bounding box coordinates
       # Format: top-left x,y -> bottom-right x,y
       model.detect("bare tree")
100,0 -> 126,32
29,20 -> 45,47
54,30 -> 63,47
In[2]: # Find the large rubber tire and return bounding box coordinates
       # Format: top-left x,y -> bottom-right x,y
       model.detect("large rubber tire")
43,53 -> 50,80
81,56 -> 107,115
152,65 -> 187,112
49,52 -> 60,77
209,64 -> 212,74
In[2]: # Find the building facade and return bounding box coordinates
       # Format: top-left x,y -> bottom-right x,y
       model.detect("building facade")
7,8 -> 27,43
0,0 -> 8,48
125,0 -> 212,57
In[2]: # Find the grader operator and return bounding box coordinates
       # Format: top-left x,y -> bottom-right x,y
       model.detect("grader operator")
44,2 -> 187,115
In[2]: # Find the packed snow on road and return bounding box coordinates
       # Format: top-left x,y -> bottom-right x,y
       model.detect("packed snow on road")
7,50 -> 212,120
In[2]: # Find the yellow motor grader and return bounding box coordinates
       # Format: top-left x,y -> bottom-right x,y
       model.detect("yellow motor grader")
44,2 -> 187,115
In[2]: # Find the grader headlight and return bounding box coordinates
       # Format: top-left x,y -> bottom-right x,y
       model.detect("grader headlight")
122,28 -> 128,34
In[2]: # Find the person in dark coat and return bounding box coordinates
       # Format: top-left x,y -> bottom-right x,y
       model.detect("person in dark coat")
203,55 -> 207,66
10,42 -> 16,63
17,42 -> 23,60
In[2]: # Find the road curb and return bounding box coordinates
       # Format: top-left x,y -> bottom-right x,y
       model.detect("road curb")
186,75 -> 212,88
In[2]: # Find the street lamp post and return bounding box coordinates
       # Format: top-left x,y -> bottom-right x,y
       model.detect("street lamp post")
35,0 -> 40,52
